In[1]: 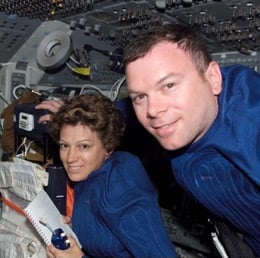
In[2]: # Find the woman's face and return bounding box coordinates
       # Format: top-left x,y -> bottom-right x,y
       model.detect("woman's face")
59,124 -> 109,182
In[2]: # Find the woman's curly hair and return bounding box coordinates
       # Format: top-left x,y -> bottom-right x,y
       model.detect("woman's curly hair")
49,93 -> 125,153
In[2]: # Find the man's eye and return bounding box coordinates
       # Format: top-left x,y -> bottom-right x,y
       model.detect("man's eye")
138,94 -> 145,99
166,83 -> 175,89
134,94 -> 146,103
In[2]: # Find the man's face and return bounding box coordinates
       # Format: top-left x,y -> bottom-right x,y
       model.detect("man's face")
126,41 -> 222,150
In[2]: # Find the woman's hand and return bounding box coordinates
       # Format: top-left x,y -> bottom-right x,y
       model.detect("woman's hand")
35,99 -> 64,123
62,216 -> 72,228
47,234 -> 84,258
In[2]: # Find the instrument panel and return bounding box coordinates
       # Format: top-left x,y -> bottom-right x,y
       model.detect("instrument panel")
0,0 -> 259,109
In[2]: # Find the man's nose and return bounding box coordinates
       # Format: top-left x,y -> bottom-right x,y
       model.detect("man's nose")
147,96 -> 166,118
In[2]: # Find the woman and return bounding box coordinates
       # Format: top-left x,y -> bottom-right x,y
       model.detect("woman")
47,93 -> 176,258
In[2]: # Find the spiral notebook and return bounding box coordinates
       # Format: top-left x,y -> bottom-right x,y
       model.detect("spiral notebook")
24,190 -> 81,247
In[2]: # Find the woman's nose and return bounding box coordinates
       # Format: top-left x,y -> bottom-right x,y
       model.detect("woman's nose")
66,147 -> 78,162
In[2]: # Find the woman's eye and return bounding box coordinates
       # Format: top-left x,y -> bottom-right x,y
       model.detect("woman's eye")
80,144 -> 89,150
59,143 -> 68,149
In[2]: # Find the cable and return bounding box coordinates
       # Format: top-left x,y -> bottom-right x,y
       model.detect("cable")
12,84 -> 27,100
15,137 -> 35,159
109,76 -> 126,101
69,56 -> 80,66
79,84 -> 106,96
78,76 -> 126,101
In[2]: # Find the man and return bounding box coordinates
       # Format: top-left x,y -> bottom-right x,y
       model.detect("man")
123,24 -> 260,256
36,24 -> 260,256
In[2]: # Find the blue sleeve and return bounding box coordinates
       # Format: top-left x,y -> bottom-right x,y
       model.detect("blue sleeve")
173,150 -> 260,255
111,195 -> 176,258
99,153 -> 176,258
219,65 -> 260,186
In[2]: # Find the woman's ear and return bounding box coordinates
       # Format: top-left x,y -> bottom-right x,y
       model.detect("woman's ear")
105,151 -> 113,160
206,61 -> 222,95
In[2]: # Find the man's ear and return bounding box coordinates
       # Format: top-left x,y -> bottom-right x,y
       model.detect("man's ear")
206,61 -> 222,95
